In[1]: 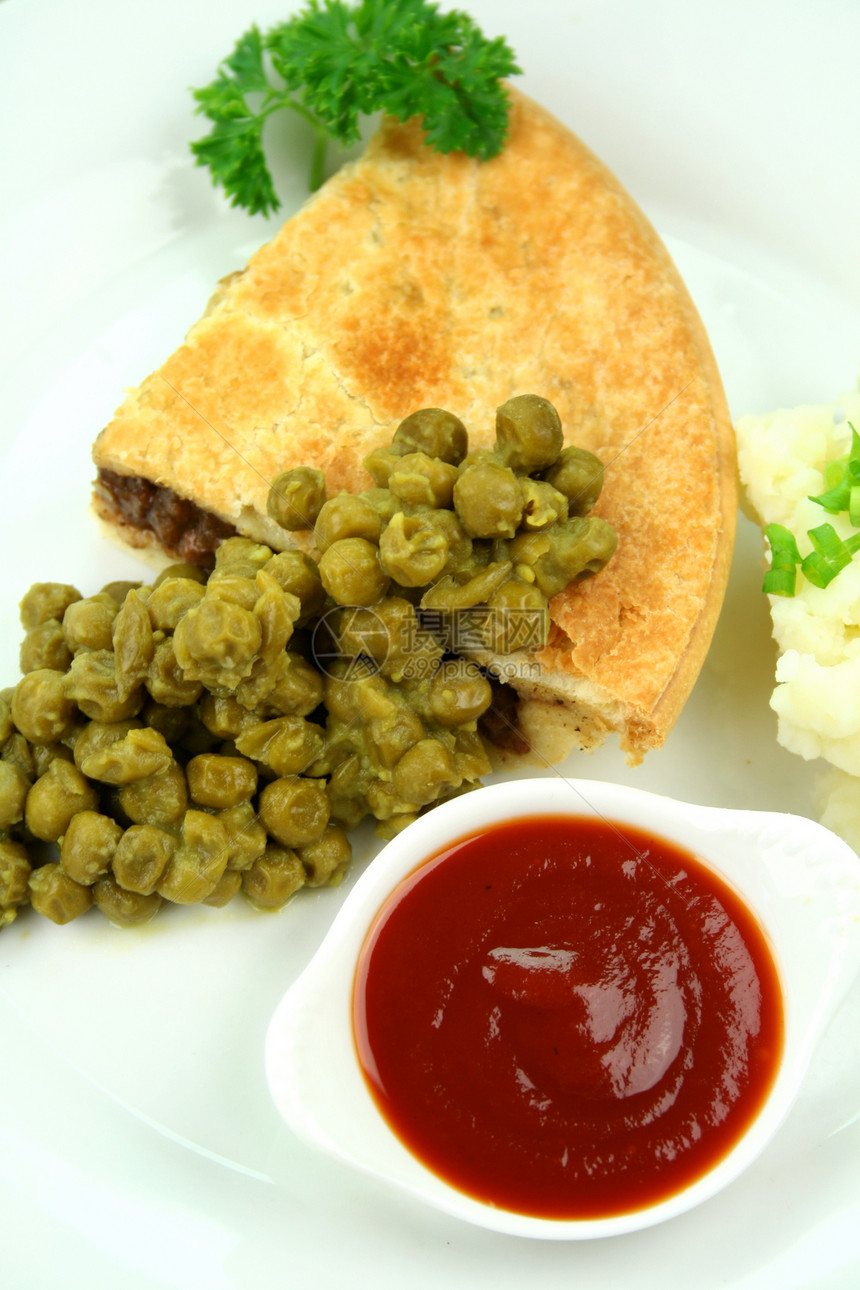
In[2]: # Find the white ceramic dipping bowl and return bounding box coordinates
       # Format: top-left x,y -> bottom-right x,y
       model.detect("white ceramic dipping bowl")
265,777 -> 860,1240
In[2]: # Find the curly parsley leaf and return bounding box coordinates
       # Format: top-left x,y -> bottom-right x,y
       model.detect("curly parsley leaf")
190,0 -> 520,215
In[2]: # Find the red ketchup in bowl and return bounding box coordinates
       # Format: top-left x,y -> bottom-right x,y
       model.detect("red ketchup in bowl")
353,816 -> 784,1220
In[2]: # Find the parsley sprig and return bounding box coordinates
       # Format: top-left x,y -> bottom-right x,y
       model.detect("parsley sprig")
190,0 -> 521,215
763,422 -> 860,596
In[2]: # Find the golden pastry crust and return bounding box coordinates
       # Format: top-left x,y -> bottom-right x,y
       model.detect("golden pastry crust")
92,88 -> 736,763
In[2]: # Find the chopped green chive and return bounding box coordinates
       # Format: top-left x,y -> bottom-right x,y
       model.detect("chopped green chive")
766,423 -> 860,596
763,523 -> 801,597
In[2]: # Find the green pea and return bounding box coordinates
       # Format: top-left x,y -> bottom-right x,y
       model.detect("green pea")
202,869 -> 244,907
314,494 -> 383,552
79,727 -> 174,785
366,706 -> 425,769
25,759 -> 99,842
259,777 -> 330,848
364,778 -> 414,822
20,620 -> 73,674
323,661 -> 393,723
378,513 -> 449,587
253,569 -> 301,667
103,579 -> 147,604
119,760 -> 188,829
374,812 -> 419,842
65,650 -> 145,723
264,551 -> 327,622
2,732 -> 35,783
419,560 -> 512,612
328,604 -> 391,668
204,572 -> 259,610
264,652 -> 325,718
141,699 -> 193,747
433,510 -> 473,574
363,448 -> 404,488
72,718 -> 142,772
151,563 -> 207,589
28,863 -> 93,924
509,516 -> 617,596
494,394 -> 563,474
173,598 -> 262,686
12,669 -> 76,744
146,637 -> 205,709
391,738 -> 460,807
242,845 -> 306,909
360,488 -> 401,525
218,801 -> 267,871
267,466 -> 327,531
20,583 -> 82,632
235,716 -> 325,777
453,728 -> 492,781
392,408 -> 468,464
0,761 -> 29,829
62,594 -> 117,654
146,576 -> 206,631
157,809 -> 230,904
388,453 -> 458,509
30,742 -> 75,779
93,874 -> 162,927
519,478 -> 569,532
112,824 -> 176,895
212,536 -> 272,579
542,446 -> 605,514
297,826 -> 352,887
0,693 -> 12,748
186,753 -> 258,808
428,660 -> 493,727
0,839 -> 31,914
484,578 -> 550,653
453,460 -> 523,539
319,538 -> 389,607
328,794 -> 367,831
197,693 -> 254,740
337,598 -> 442,683
60,810 -> 123,885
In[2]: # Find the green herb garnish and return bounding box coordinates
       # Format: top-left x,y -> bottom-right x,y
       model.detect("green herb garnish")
763,524 -> 801,597
801,523 -> 860,589
190,0 -> 521,214
764,521 -> 860,597
763,423 -> 860,596
807,422 -> 860,520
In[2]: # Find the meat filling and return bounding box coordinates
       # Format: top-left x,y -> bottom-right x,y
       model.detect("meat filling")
96,469 -> 236,567
479,677 -> 531,755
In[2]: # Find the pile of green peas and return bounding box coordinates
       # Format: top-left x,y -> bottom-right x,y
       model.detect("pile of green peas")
268,393 -> 616,653
0,540 -> 347,932
264,393 -> 615,828
0,396 -> 615,936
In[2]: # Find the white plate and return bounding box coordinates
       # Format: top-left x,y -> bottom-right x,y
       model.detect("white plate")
1,1 -> 859,1286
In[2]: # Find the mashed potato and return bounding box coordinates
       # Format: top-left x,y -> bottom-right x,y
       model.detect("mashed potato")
736,386 -> 860,842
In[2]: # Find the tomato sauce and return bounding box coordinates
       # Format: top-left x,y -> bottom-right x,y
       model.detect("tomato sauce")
353,816 -> 784,1220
